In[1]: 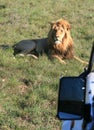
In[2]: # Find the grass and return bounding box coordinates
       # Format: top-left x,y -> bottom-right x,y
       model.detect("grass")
0,0 -> 94,129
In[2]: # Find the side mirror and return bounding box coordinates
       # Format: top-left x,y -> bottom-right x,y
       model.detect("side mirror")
57,77 -> 85,120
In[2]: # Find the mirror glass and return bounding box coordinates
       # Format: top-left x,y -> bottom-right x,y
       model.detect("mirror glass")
58,112 -> 82,120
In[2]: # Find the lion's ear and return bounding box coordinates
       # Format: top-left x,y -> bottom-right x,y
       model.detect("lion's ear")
67,23 -> 71,30
49,21 -> 56,28
49,21 -> 55,25
62,19 -> 71,30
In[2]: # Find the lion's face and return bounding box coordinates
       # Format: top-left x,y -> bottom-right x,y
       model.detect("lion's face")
50,23 -> 65,44
48,19 -> 71,45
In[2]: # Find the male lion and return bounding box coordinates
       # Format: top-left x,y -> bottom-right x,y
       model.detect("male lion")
13,18 -> 87,64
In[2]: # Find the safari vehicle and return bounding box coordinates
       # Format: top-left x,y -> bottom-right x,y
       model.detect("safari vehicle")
57,42 -> 94,130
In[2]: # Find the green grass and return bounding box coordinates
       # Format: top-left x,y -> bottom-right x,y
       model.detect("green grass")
0,0 -> 94,129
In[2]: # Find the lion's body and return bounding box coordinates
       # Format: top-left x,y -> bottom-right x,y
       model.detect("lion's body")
13,38 -> 49,57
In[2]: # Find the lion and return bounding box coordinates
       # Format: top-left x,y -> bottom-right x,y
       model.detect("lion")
13,18 -> 87,64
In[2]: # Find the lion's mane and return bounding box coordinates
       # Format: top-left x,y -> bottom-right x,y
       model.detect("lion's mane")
48,19 -> 74,59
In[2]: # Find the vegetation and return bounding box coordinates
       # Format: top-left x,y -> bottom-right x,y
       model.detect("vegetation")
0,0 -> 94,129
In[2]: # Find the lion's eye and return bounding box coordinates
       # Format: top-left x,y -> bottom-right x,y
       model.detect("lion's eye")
61,29 -> 63,32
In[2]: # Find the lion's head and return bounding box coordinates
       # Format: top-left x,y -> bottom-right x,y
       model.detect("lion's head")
48,18 -> 74,59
